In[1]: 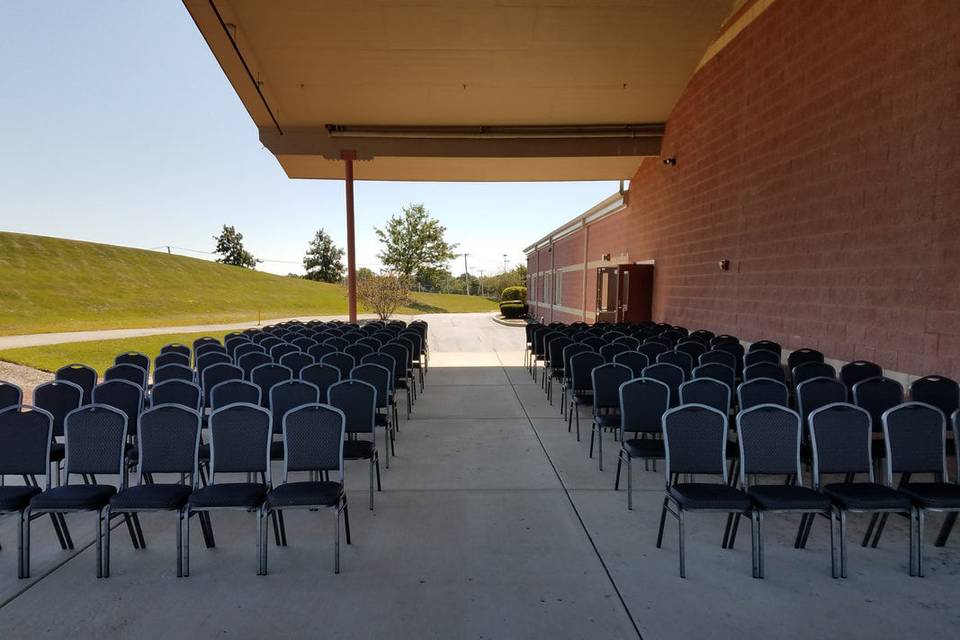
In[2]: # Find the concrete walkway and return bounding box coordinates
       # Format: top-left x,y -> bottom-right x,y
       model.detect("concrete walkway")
0,315 -> 956,639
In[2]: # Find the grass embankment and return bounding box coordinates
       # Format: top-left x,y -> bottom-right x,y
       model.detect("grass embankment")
0,232 -> 495,374
0,232 -> 495,336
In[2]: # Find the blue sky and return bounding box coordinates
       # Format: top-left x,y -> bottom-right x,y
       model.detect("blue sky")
0,2 -> 618,276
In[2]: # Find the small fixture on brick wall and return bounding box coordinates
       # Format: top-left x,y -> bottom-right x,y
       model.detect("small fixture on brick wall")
718,259 -> 730,271
602,253 -> 611,262
663,156 -> 677,166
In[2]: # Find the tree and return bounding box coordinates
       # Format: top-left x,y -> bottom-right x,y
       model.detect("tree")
302,228 -> 344,283
357,274 -> 409,320
357,267 -> 375,281
213,225 -> 257,268
416,266 -> 453,292
374,204 -> 458,285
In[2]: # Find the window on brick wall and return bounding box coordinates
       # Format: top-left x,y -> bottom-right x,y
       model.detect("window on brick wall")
554,272 -> 563,307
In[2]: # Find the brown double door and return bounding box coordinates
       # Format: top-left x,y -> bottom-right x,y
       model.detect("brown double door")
595,264 -> 653,324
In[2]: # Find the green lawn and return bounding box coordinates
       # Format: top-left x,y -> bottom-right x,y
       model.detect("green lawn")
0,232 -> 495,335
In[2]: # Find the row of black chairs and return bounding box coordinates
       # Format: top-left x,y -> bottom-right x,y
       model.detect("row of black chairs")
524,320 -> 960,578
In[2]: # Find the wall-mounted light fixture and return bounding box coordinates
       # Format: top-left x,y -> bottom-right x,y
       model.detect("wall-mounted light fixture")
718,259 -> 730,271
602,253 -> 611,262
663,157 -> 677,166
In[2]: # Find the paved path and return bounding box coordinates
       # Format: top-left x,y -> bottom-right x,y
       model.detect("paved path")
0,315 -> 955,639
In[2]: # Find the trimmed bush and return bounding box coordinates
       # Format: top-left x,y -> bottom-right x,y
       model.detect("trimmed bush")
501,286 -> 527,302
499,301 -> 526,319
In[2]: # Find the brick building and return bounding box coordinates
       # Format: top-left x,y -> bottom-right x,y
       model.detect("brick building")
526,0 -> 960,381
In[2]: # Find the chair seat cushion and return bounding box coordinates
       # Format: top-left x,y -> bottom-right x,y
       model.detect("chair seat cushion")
110,484 -> 192,510
31,484 -> 116,511
594,413 -> 621,428
823,483 -> 911,510
188,483 -> 266,509
748,485 -> 831,511
623,438 -> 665,459
669,483 -> 751,511
267,481 -> 342,508
0,485 -> 42,511
343,440 -> 375,459
901,483 -> 960,509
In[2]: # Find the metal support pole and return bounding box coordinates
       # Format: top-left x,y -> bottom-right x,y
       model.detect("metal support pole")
342,150 -> 358,323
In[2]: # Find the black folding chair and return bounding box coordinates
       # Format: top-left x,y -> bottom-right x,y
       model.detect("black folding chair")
328,380 -> 380,510
56,364 -> 97,405
589,363 -> 632,469
615,378 -> 670,509
152,379 -> 202,412
263,403 -> 350,574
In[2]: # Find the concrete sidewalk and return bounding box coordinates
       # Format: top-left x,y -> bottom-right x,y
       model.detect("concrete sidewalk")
0,316 -> 956,639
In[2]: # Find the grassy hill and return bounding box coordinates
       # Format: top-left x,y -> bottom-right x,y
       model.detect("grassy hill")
0,232 -> 495,335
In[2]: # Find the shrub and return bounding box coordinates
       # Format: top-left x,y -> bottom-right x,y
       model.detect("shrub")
499,301 -> 526,319
357,274 -> 409,320
500,286 -> 526,302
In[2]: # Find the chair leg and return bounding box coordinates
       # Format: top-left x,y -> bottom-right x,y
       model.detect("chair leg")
655,496 -> 668,547
200,511 -> 216,548
271,510 -> 282,546
335,504 -> 341,574
567,401 -> 573,432
278,511 -> 288,547
17,510 -> 26,579
727,513 -> 742,549
96,508 -> 104,579
861,513 -> 879,547
176,509 -> 183,578
369,458 -> 375,510
870,513 -> 890,548
103,507 -> 113,578
800,511 -> 816,548
614,456 -> 622,491
343,495 -> 352,545
57,513 -> 73,550
133,513 -> 147,549
829,509 -> 838,579
793,514 -> 808,549
184,507 -> 191,577
757,511 -> 765,578
678,508 -> 686,579
917,509 -> 926,577
722,513 -> 734,549
627,456 -> 633,510
909,508 -> 917,577
257,507 -> 265,576
935,512 -> 956,547
751,510 -> 760,579
376,457 -> 382,492
840,509 -> 848,578
23,508 -> 32,579
588,422 -> 595,459
123,514 -> 140,550
575,408 -> 581,442
598,423 -> 604,471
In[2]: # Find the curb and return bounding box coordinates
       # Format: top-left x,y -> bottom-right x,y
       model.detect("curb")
491,315 -> 528,328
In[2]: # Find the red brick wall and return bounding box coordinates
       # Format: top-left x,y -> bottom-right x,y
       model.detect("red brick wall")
603,0 -> 960,378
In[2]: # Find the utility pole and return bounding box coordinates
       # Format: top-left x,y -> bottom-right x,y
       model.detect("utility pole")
503,254 -> 508,274
167,246 -> 172,255
463,253 -> 470,295
478,269 -> 485,297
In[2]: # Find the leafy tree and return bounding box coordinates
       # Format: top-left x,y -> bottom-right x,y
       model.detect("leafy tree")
357,267 -> 375,281
374,204 -> 457,285
357,274 -> 409,320
416,266 -> 453,292
213,225 -> 257,268
302,228 -> 344,283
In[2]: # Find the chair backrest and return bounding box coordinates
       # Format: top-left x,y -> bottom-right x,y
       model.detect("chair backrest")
344,343 -> 374,364
321,352 -> 356,380
637,341 -> 668,361
233,342 -> 265,363
796,377 -> 848,426
92,379 -> 144,435
612,350 -> 649,378
210,379 -> 261,410
0,405 -> 53,481
714,341 -> 745,374
351,364 -> 391,409
323,336 -> 350,352
613,336 -> 641,349
193,336 -> 222,352
327,380 -> 376,436
279,351 -> 315,377
808,403 -> 873,486
154,363 -> 194,385
137,404 -> 201,483
591,363 -> 633,411
239,351 -> 273,380
160,343 -> 191,358
202,362 -> 244,407
152,379 -> 202,412
841,360 -> 883,392
642,363 -> 685,407
910,375 -> 960,420
599,343 -> 630,363
308,343 -> 337,361
711,334 -> 739,349
379,343 -> 409,382
259,336 -> 283,351
115,351 -> 150,373
358,337 -> 383,351
581,336 -> 608,351
270,343 -> 299,363
208,403 -> 272,482
548,337 -> 575,370
33,380 -> 83,438
619,378 -> 670,436
251,363 -> 294,408
692,362 -> 736,396
656,350 -> 693,377
269,380 -> 321,433
744,349 -> 780,368
562,343 -> 593,377
663,404 -> 728,483
787,348 -> 824,372
679,378 -> 730,416
792,361 -> 836,387
737,378 -> 789,410
883,402 -> 949,481
852,376 -> 904,432
56,364 -> 98,405
64,404 -> 128,481
699,349 -> 737,370
155,351 -> 191,369
196,351 -> 232,377
104,363 -> 148,389
749,340 -> 782,357
737,405 -> 803,484
688,329 -> 715,345
645,335 -> 673,349
195,343 -> 228,363
281,404 -> 345,482
569,351 -> 605,392
290,337 -> 318,353
675,340 -> 706,361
